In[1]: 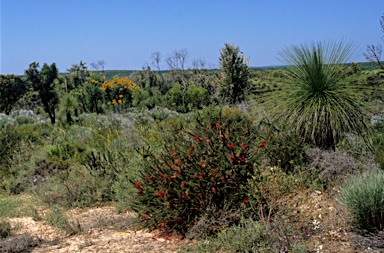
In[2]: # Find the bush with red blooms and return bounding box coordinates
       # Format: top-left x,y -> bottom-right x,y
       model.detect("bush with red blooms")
131,108 -> 257,235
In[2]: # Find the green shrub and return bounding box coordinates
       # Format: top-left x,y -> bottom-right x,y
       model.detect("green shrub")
338,169 -> 384,233
255,121 -> 310,173
47,141 -> 89,170
164,84 -> 184,112
131,108 -> 257,235
373,134 -> 384,170
180,218 -> 307,253
184,85 -> 210,111
0,123 -> 47,187
37,148 -> 139,208
0,125 -> 21,170
248,166 -> 297,225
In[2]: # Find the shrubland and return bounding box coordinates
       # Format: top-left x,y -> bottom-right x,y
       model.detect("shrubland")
0,41 -> 384,252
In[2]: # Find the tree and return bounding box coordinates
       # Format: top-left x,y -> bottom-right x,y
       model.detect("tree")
90,60 -> 107,72
0,75 -> 27,115
271,40 -> 370,150
219,43 -> 250,105
67,61 -> 89,89
364,13 -> 384,72
25,62 -> 59,124
165,49 -> 189,71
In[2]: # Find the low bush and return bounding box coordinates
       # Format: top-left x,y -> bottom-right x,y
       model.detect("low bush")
247,166 -> 297,226
255,121 -> 310,173
338,169 -> 384,233
47,141 -> 89,170
131,107 -> 257,235
180,218 -> 307,253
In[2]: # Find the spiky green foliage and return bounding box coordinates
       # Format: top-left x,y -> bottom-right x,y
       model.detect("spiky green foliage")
270,40 -> 370,150
219,43 -> 250,105
133,87 -> 161,111
338,170 -> 384,233
59,93 -> 79,124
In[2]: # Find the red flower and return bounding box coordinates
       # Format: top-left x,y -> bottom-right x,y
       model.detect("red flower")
202,164 -> 206,168
243,199 -> 249,204
181,194 -> 187,199
216,124 -> 220,129
193,136 -> 199,141
189,146 -> 194,152
205,139 -> 210,143
171,172 -> 178,179
220,134 -> 225,139
217,120 -> 220,125
156,190 -> 165,197
212,187 -> 216,193
181,183 -> 186,188
241,143 -> 247,149
211,177 -> 215,181
198,175 -> 202,179
173,153 -> 177,157
169,149 -> 172,152
227,142 -> 236,149
230,154 -> 235,160
134,182 -> 142,190
260,143 -> 266,148
210,169 -> 216,174
269,135 -> 273,138
138,191 -> 143,194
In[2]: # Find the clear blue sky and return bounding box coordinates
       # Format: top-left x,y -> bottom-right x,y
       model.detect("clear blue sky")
2,0 -> 384,75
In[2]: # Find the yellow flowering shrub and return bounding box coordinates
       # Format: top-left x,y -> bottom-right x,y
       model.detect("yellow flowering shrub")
100,76 -> 140,106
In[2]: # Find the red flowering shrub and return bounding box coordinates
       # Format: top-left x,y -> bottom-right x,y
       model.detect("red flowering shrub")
131,108 -> 257,235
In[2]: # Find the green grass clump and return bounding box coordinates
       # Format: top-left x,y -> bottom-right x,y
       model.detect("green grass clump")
44,207 -> 82,235
0,218 -> 14,239
180,218 -> 307,253
338,169 -> 384,233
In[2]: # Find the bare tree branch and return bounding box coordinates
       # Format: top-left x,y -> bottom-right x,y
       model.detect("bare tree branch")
365,44 -> 384,72
151,51 -> 162,71
90,60 -> 107,72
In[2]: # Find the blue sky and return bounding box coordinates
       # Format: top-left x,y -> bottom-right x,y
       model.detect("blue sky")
2,0 -> 384,75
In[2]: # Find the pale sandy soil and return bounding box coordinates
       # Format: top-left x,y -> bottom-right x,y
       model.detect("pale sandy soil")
1,206 -> 191,253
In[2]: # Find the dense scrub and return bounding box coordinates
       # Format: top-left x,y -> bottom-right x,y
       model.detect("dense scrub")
1,43 -> 384,251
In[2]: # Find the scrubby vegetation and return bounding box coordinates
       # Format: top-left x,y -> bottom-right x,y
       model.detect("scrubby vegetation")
1,38 -> 384,252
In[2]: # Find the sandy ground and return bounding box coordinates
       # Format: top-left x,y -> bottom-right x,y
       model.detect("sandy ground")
1,206 -> 190,253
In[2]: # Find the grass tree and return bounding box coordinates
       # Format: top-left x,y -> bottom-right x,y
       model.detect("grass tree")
219,43 -> 250,105
270,40 -> 370,150
133,87 -> 161,111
